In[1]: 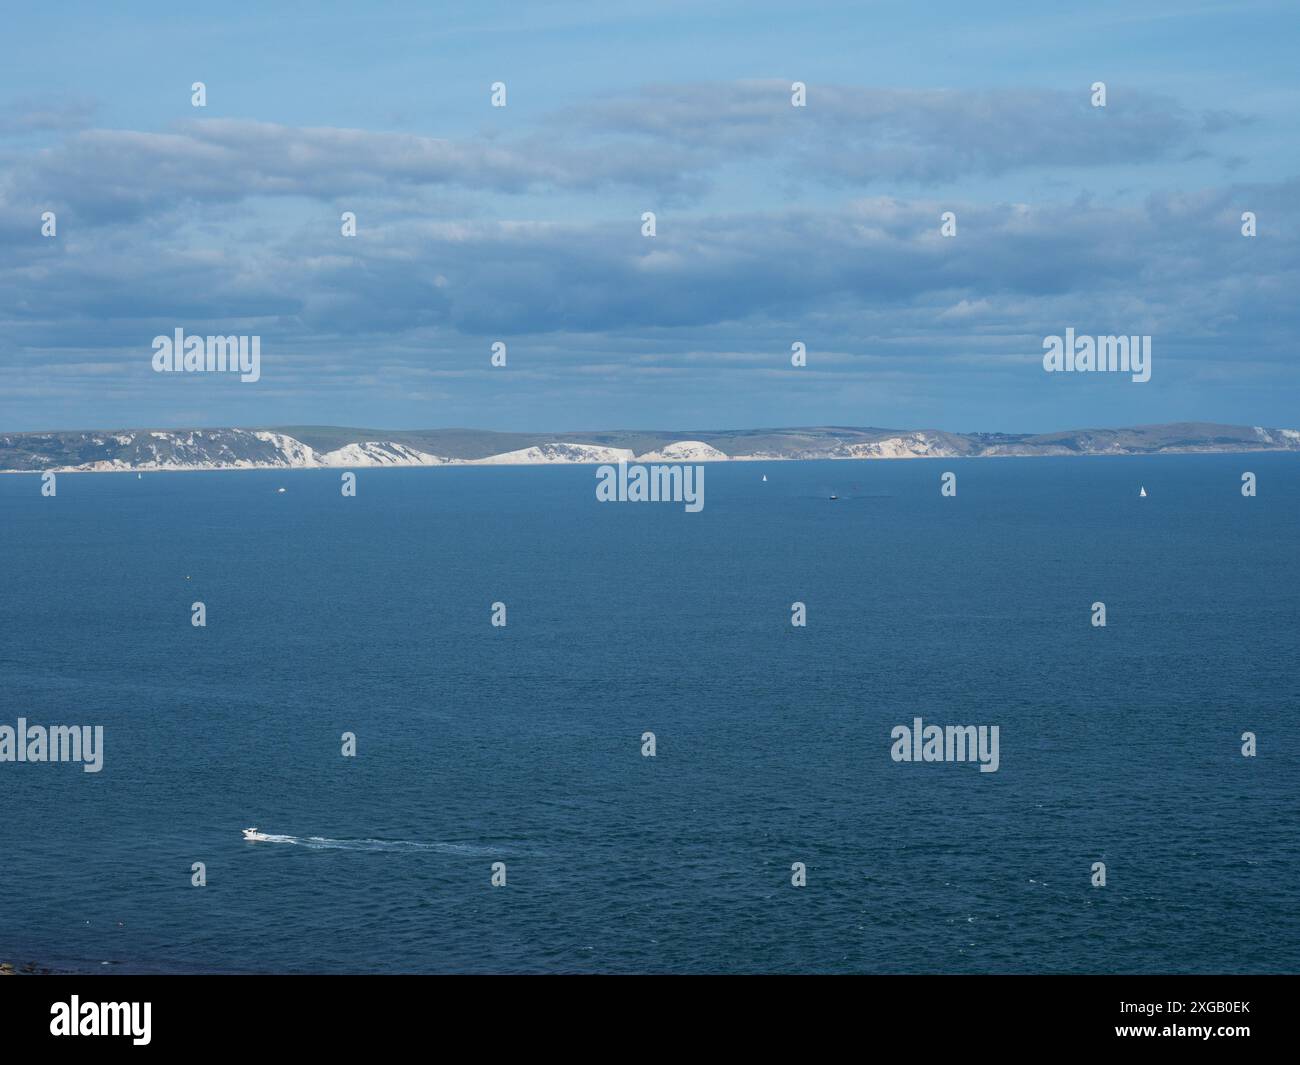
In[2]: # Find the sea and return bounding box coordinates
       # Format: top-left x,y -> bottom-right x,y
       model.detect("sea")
1,453 -> 1297,973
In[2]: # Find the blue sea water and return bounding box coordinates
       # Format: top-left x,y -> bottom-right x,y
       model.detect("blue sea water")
1,454 -> 1297,974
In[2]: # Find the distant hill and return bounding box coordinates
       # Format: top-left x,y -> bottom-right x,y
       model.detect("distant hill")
1,422 -> 1297,472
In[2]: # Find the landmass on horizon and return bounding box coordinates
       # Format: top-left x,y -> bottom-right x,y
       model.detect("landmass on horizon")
1,422 -> 1298,473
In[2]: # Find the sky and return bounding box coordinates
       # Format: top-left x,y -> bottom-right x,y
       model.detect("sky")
1,0 -> 1297,434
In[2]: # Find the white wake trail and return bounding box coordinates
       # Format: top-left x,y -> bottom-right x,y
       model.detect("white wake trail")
244,833 -> 493,854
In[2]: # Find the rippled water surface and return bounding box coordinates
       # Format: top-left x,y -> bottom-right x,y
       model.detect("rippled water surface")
1,455 -> 1297,972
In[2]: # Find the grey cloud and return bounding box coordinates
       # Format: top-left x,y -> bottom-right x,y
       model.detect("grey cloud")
560,80 -> 1240,184
3,120 -> 568,223
1,116 -> 707,225
4,184 -> 1294,367
0,96 -> 97,136
0,81 -> 1245,232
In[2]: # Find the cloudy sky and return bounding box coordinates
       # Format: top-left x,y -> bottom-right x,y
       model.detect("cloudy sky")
1,0 -> 1297,433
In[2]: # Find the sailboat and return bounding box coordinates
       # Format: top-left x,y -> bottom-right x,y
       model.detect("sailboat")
762,474 -> 767,482
1139,486 -> 1147,498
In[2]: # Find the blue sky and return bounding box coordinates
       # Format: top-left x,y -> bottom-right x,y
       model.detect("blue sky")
1,0 -> 1297,433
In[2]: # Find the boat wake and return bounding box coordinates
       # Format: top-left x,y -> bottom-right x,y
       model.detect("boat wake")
242,831 -> 492,854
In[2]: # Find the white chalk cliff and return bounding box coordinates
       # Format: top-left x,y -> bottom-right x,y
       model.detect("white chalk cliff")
4,423 -> 1298,473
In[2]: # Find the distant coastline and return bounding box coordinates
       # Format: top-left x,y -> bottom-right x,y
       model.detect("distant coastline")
1,422 -> 1297,474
